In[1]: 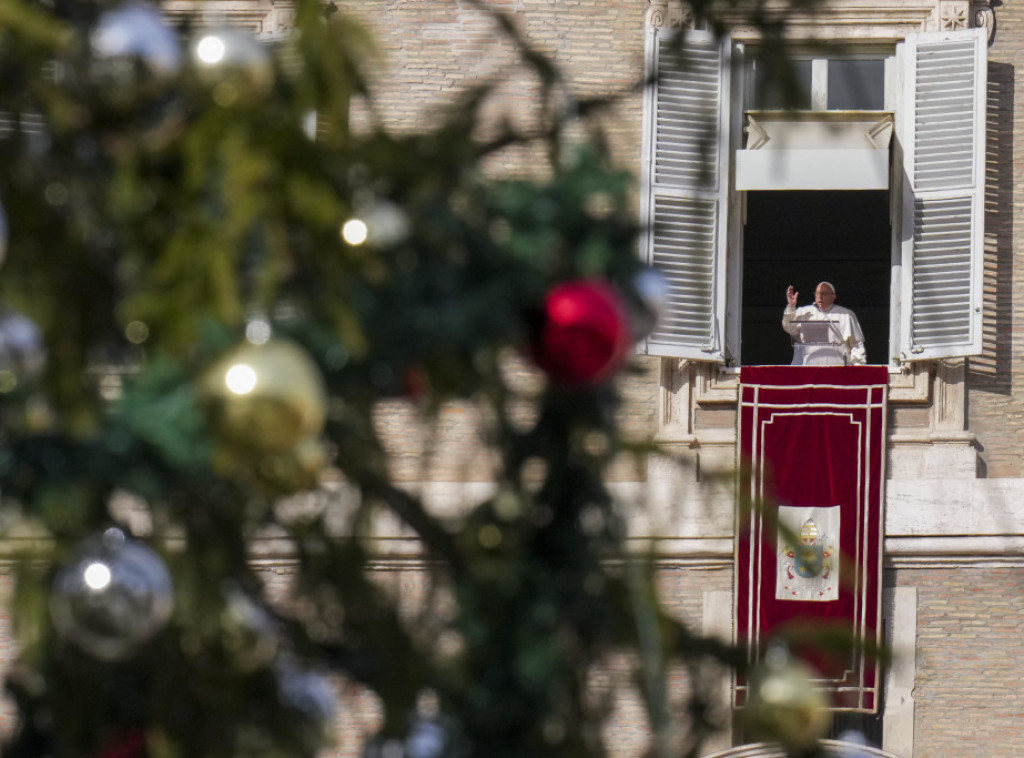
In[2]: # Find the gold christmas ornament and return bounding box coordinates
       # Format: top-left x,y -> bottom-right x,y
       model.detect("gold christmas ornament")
199,338 -> 327,454
256,435 -> 328,493
742,644 -> 832,750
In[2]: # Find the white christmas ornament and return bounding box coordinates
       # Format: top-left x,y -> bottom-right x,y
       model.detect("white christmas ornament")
191,27 -> 273,106
50,527 -> 174,660
346,199 -> 411,248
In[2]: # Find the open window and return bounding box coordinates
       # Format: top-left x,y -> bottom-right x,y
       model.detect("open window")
639,27 -> 987,367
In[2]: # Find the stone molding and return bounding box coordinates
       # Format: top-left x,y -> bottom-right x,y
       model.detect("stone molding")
664,362 -> 932,410
881,586 -> 917,757
970,0 -> 997,42
162,0 -> 296,33
646,0 -> 695,29
647,0 -> 995,41
656,361 -> 975,480
701,741 -> 902,757
7,532 -> 1024,567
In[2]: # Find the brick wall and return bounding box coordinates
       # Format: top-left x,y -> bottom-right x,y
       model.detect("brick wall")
374,355 -> 659,484
333,0 -> 656,486
0,569 -> 14,739
340,0 -> 645,170
899,566 -> 1024,756
256,560 -> 732,758
966,3 -> 1024,477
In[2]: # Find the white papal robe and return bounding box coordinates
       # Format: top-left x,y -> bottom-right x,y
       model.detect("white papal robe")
782,303 -> 866,365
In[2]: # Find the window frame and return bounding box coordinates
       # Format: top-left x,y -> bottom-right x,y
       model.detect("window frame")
639,27 -> 988,368
745,50 -> 891,112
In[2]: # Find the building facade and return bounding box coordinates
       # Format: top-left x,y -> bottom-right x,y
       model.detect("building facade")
115,1 -> 1024,756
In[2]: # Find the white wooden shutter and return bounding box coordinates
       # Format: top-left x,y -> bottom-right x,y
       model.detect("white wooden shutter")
0,112 -> 46,139
899,28 -> 986,361
639,28 -> 732,360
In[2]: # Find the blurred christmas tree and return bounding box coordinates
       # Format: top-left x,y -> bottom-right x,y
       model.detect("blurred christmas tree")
0,1 -> 836,757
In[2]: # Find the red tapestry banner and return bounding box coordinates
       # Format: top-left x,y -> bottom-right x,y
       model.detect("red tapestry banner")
735,365 -> 888,713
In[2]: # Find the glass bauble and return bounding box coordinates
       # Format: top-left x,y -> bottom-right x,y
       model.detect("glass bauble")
190,27 -> 274,107
93,726 -> 146,758
630,266 -> 669,340
199,338 -> 327,455
220,585 -> 279,672
89,2 -> 183,108
276,660 -> 338,755
530,279 -> 631,386
743,646 -> 832,750
403,716 -> 455,758
49,527 -> 173,660
362,717 -> 457,758
0,309 -> 46,392
362,695 -> 459,758
343,198 -> 411,249
255,435 -> 328,493
0,197 -> 7,268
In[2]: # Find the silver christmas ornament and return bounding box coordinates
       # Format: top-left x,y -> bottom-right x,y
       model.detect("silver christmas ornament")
836,730 -> 873,757
191,27 -> 274,107
362,717 -> 457,758
631,266 -> 669,339
0,309 -> 46,392
49,527 -> 174,660
276,659 -> 338,754
362,694 -> 458,758
404,717 -> 453,758
89,2 -> 183,107
0,197 -> 7,268
220,585 -> 279,672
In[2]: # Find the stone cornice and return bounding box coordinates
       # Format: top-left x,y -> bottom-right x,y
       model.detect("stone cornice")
161,0 -> 296,33
647,0 -> 995,42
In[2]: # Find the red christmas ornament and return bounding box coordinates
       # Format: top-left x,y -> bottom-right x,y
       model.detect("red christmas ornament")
93,727 -> 147,758
532,279 -> 631,386
402,364 -> 428,401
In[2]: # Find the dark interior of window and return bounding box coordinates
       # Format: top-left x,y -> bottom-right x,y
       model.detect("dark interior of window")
747,59 -> 813,109
741,190 -> 891,366
745,56 -> 885,111
827,59 -> 885,110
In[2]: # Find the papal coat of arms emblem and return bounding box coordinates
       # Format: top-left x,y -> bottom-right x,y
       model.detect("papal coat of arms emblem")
776,506 -> 839,602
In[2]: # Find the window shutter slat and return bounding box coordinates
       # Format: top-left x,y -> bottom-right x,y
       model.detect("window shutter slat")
0,111 -> 46,138
900,28 -> 986,361
640,28 -> 731,360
